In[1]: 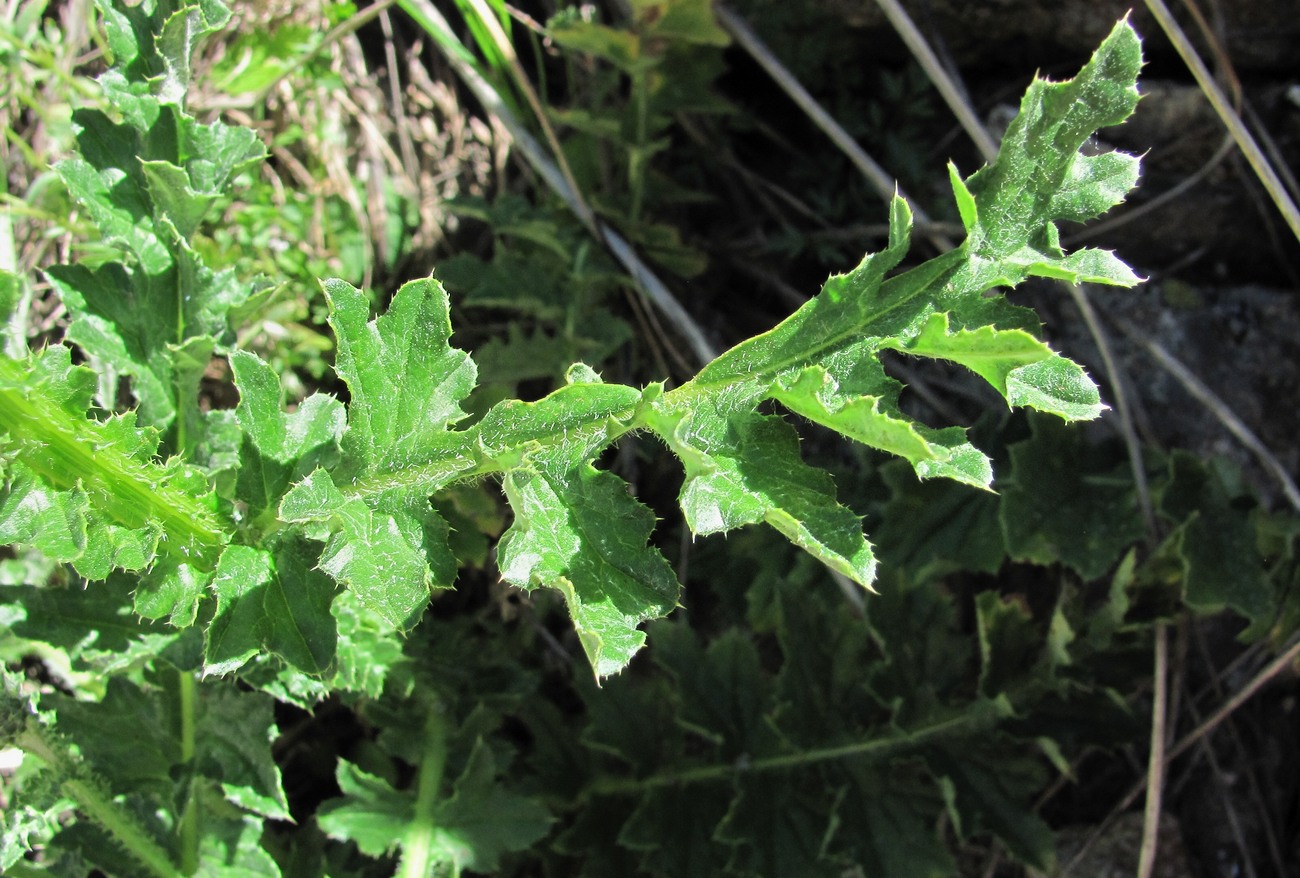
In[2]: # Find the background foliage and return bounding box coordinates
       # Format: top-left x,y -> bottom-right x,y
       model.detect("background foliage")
2,1 -> 1298,876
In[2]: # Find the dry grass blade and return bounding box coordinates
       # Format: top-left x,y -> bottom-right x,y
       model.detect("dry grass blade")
1114,316 -> 1300,513
1061,634 -> 1300,876
457,0 -> 590,229
871,0 -> 999,163
1138,620 -> 1170,878
394,0 -> 717,367
1143,0 -> 1300,246
713,4 -> 956,253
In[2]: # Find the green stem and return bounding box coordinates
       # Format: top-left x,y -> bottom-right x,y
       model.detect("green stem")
397,703 -> 451,878
335,244 -> 972,506
63,778 -> 184,878
0,357 -> 226,559
176,671 -> 199,875
628,67 -> 649,225
17,727 -> 182,878
586,701 -> 1004,797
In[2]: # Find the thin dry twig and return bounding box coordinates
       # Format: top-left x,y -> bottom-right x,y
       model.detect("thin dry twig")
379,8 -> 420,183
871,0 -> 999,164
713,4 -> 956,254
394,0 -> 718,366
1137,620 -> 1170,878
457,0 -> 591,229
1143,0 -> 1300,246
1113,316 -> 1300,512
1062,634 -> 1300,875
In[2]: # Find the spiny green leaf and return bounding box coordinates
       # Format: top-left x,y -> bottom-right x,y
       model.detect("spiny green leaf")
325,276 -> 476,472
4,17 -> 1150,685
230,350 -> 344,465
206,536 -> 344,678
498,461 -> 679,677
639,27 -> 1143,604
205,545 -> 274,675
0,347 -> 224,571
155,4 -> 220,106
771,362 -> 991,485
274,277 -> 481,628
959,18 -> 1141,265
54,154 -> 171,274
653,407 -> 877,585
281,469 -> 445,629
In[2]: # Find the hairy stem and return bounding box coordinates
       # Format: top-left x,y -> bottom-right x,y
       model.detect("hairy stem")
0,360 -> 225,557
176,671 -> 200,875
16,726 -> 182,878
586,698 -> 1007,796
397,703 -> 451,878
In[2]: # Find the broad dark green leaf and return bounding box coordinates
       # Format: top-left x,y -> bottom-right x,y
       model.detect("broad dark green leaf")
836,764 -> 959,878
648,622 -> 778,759
618,784 -> 733,875
194,685 -> 291,821
1000,415 -> 1143,579
926,742 -> 1055,869
425,739 -> 552,871
1158,452 -> 1274,636
714,776 -> 840,878
876,458 -> 1005,576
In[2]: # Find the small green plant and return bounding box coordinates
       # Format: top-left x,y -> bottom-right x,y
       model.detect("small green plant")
0,3 -> 1216,875
545,0 -> 730,274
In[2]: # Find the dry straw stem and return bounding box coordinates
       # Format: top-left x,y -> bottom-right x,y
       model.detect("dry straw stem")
713,4 -> 956,253
394,0 -> 718,366
871,0 -> 999,163
1137,620 -> 1170,878
1060,633 -> 1300,876
1114,316 -> 1300,513
1143,0 -> 1300,246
